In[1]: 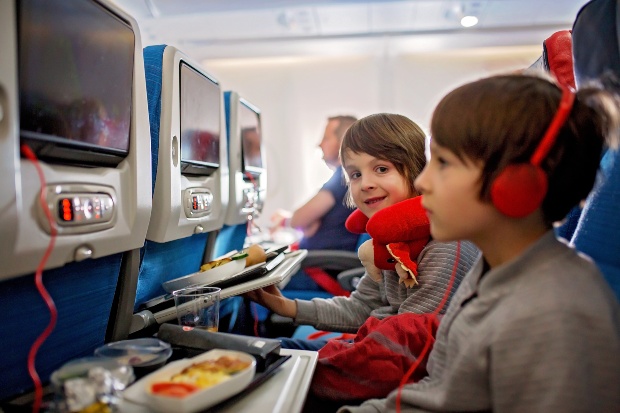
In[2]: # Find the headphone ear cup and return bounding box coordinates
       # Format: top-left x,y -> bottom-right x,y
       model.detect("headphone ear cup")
490,164 -> 548,218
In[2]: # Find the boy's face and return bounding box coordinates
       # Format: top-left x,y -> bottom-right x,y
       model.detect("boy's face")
343,149 -> 411,218
414,140 -> 498,244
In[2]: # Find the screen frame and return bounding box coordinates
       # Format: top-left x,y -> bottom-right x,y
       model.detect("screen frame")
178,60 -> 222,176
239,97 -> 264,179
17,0 -> 135,168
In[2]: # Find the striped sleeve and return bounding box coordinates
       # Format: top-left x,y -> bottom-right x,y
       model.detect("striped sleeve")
396,240 -> 479,315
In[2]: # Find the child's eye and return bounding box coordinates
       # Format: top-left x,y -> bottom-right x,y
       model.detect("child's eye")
349,171 -> 361,180
436,156 -> 449,168
375,166 -> 389,174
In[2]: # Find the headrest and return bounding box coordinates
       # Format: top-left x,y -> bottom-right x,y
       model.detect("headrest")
543,30 -> 576,89
143,45 -> 167,195
569,0 -> 620,299
572,0 -> 620,90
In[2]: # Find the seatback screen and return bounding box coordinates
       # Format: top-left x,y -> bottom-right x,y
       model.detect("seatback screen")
239,101 -> 262,169
19,0 -> 134,167
179,62 -> 221,175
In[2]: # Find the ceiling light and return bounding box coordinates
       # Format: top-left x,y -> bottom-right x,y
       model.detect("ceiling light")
460,15 -> 479,27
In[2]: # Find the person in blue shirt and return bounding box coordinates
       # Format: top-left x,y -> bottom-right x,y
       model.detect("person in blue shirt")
271,115 -> 360,290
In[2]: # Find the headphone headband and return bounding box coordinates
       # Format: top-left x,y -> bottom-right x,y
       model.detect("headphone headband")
531,87 -> 575,166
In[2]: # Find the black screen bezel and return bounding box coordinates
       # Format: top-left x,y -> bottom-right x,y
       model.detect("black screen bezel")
179,61 -> 221,177
17,0 -> 135,168
239,99 -> 264,181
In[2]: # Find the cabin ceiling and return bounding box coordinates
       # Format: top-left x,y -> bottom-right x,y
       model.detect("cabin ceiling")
110,0 -> 589,60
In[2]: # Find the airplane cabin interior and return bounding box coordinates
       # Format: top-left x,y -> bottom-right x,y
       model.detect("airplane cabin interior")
0,0 -> 618,412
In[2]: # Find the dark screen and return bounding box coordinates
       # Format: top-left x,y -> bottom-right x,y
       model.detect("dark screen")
18,0 -> 135,165
240,101 -> 262,169
180,62 -> 221,174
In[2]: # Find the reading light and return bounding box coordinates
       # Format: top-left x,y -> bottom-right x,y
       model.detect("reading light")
460,15 -> 479,27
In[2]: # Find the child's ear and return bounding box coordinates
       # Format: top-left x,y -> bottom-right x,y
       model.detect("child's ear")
345,209 -> 369,233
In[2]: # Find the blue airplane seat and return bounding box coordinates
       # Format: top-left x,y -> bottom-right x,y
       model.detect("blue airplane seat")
135,45 -> 209,310
213,224 -> 248,258
214,90 -> 276,333
138,46 -> 239,332
527,30 -> 581,242
558,0 -> 620,300
0,255 -> 123,400
0,2 -> 150,399
134,235 -> 209,309
212,224 -> 247,332
571,149 -> 620,299
555,207 -> 582,241
214,90 -> 251,261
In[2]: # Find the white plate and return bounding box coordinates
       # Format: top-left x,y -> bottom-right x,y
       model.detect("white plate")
94,338 -> 172,367
162,258 -> 246,293
123,349 -> 256,413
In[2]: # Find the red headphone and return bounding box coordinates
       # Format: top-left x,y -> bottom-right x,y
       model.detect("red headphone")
490,87 -> 575,218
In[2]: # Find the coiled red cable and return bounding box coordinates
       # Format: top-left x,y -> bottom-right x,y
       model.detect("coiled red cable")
396,241 -> 461,413
21,144 -> 59,413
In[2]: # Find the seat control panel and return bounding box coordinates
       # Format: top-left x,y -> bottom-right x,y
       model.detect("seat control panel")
39,184 -> 117,235
57,194 -> 114,225
184,188 -> 214,218
242,187 -> 265,214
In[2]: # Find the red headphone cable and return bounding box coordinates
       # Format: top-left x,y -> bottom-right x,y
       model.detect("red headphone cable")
395,240 -> 461,413
20,144 -> 59,413
531,86 -> 575,166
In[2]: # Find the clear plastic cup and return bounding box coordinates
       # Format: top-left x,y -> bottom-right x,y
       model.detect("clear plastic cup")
172,286 -> 221,332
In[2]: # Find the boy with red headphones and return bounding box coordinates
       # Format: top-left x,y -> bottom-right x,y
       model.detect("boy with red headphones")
339,73 -> 620,412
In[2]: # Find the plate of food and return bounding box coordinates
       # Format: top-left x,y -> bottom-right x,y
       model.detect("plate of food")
161,245 -> 268,293
162,254 -> 247,293
123,349 -> 256,413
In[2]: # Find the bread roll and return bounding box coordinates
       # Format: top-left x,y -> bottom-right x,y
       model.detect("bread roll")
244,244 -> 267,267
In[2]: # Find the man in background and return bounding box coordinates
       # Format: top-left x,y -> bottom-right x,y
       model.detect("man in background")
271,115 -> 359,291
272,115 -> 359,251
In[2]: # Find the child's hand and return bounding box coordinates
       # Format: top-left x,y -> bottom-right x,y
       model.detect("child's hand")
395,262 -> 417,288
387,242 -> 419,288
358,239 -> 383,282
270,209 -> 292,232
243,285 -> 297,318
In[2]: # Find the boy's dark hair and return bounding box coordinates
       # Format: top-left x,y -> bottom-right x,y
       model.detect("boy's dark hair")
430,72 -> 619,224
339,113 -> 426,206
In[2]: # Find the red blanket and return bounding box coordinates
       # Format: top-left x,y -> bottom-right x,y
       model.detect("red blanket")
310,313 -> 439,401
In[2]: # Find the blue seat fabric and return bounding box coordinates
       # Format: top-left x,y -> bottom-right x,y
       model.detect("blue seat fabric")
138,46 -> 238,334
0,254 -> 122,400
557,0 -> 620,300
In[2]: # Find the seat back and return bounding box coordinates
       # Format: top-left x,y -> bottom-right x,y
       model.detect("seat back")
211,91 -> 270,331
133,45 -> 229,317
572,150 -> 620,298
0,256 -> 124,400
213,90 -> 268,257
567,0 -> 620,300
527,30 -> 580,241
0,0 -> 151,400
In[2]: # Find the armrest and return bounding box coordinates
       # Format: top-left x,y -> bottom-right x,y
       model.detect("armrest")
300,250 -> 360,272
337,267 -> 365,291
